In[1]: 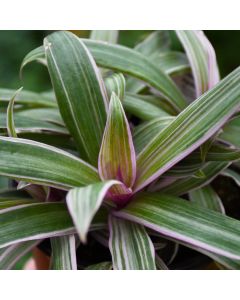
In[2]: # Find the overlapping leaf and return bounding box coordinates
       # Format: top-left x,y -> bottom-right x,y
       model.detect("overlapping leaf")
44,31 -> 108,165
109,215 -> 156,270
115,192 -> 240,259
0,137 -> 99,189
134,67 -> 240,192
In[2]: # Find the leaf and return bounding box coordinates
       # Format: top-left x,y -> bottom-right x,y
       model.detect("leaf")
50,235 -> 77,270
221,168 -> 240,187
133,117 -> 174,153
90,30 -> 119,44
85,261 -> 112,270
159,162 -> 229,195
6,88 -> 23,138
0,88 -> 56,108
155,254 -> 168,270
109,215 -> 156,270
44,31 -> 108,165
115,192 -> 240,259
0,240 -> 39,270
66,180 -> 119,243
22,41 -> 187,112
98,93 -> 136,198
123,94 -> 172,122
0,197 -> 36,210
0,136 -> 99,190
176,30 -> 219,97
16,108 -> 64,126
134,67 -> 240,192
0,113 -> 68,135
219,116 -> 240,148
105,73 -> 126,101
189,185 -> 225,214
0,202 -> 107,248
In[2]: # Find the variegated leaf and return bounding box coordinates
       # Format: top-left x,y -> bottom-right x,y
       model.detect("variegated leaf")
66,180 -> 119,243
134,67 -> 240,192
44,31 -> 108,165
115,192 -> 240,259
98,93 -> 136,199
109,215 -> 156,270
50,235 -> 77,270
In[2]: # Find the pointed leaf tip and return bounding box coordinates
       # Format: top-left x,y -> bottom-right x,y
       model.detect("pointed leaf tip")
98,93 -> 136,197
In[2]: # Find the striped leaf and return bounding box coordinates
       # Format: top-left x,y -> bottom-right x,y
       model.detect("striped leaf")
22,41 -> 187,112
155,254 -> 168,270
0,197 -> 37,210
115,192 -> 240,259
134,67 -> 240,192
6,88 -> 23,138
98,93 -> 136,198
0,88 -> 56,108
105,73 -> 126,101
0,202 -> 107,248
123,94 -> 172,122
221,168 -> 240,187
0,240 -> 39,270
219,116 -> 240,148
189,185 -> 225,214
0,137 -> 99,190
50,235 -> 77,270
90,30 -> 119,44
159,162 -> 229,195
1,113 -> 68,135
109,215 -> 156,270
176,30 -> 219,97
85,261 -> 112,270
133,117 -> 174,153
16,108 -> 64,126
66,181 -> 119,243
44,31 -> 108,165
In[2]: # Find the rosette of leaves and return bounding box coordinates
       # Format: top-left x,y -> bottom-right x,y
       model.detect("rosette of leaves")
1,30 -> 240,270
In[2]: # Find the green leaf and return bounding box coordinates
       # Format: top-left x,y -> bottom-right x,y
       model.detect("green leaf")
90,30 -> 119,44
115,192 -> 240,259
0,197 -> 37,210
44,31 -> 108,165
123,94 -> 172,122
155,254 -> 168,270
0,113 -> 68,135
0,88 -> 56,108
0,240 -> 39,270
189,185 -> 225,214
105,73 -> 126,101
98,93 -> 136,197
50,235 -> 77,270
0,137 -> 99,190
134,67 -> 240,192
159,162 -> 229,195
6,88 -> 23,138
219,116 -> 240,148
176,30 -> 219,97
221,168 -> 240,187
16,108 -> 64,126
109,215 -> 156,270
66,180 -> 119,243
133,117 -> 174,153
85,261 -> 112,270
0,202 -> 107,248
23,41 -> 187,112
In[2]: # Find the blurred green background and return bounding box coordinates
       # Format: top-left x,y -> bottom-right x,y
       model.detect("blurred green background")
0,30 -> 240,92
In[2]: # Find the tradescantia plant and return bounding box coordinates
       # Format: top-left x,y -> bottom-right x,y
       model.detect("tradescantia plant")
1,30 -> 240,270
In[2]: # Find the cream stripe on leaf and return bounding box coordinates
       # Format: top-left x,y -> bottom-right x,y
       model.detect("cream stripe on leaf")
109,215 -> 156,270
115,192 -> 240,260
66,180 -> 119,243
134,67 -> 240,192
50,235 -> 77,270
44,31 -> 108,166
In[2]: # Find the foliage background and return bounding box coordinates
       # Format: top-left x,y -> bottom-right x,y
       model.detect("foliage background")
1,31 -> 240,92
